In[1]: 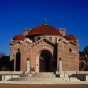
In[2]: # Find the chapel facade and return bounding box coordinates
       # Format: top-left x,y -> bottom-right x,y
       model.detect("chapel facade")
10,22 -> 79,72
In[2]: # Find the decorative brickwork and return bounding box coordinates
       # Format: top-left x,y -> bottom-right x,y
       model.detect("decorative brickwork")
10,24 -> 79,72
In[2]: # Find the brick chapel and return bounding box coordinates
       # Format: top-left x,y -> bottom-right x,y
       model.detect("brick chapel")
10,21 -> 79,72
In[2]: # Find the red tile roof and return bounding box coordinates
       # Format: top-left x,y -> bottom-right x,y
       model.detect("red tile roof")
64,34 -> 76,40
26,24 -> 62,36
79,56 -> 86,60
0,56 -> 2,59
13,34 -> 25,40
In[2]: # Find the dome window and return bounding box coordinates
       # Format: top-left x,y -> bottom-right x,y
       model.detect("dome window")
37,37 -> 40,40
30,38 -> 34,42
54,37 -> 57,43
59,38 -> 62,41
49,37 -> 52,41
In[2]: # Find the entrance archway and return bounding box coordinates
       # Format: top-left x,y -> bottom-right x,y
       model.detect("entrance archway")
39,50 -> 53,72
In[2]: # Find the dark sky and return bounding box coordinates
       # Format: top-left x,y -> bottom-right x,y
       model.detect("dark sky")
0,0 -> 88,55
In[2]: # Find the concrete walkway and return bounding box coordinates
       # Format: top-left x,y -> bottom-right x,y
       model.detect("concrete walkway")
0,80 -> 88,84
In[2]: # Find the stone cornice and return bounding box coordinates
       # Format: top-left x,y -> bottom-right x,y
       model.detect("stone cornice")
10,38 -> 32,45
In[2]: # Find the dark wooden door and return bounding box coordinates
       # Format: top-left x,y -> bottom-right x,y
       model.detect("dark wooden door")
39,59 -> 46,72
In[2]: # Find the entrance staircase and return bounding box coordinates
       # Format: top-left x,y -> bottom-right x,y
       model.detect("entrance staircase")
9,72 -> 81,83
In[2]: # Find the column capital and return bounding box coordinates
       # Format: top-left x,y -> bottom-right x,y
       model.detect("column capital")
59,57 -> 62,61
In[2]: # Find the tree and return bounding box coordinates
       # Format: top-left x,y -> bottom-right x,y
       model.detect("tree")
83,46 -> 88,55
0,51 -> 6,56
1,65 -> 10,71
79,46 -> 88,56
79,51 -> 84,56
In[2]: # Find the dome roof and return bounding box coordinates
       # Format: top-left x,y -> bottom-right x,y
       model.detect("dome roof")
64,34 -> 76,40
26,24 -> 62,36
13,34 -> 25,40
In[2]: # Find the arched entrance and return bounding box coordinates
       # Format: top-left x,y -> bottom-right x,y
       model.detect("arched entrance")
39,50 -> 53,72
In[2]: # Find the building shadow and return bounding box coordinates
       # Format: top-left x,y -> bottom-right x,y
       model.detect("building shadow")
0,56 -> 10,71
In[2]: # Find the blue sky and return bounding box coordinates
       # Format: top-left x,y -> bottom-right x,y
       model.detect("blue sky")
0,0 -> 88,55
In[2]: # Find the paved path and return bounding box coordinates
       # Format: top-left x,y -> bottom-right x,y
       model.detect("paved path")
0,84 -> 88,88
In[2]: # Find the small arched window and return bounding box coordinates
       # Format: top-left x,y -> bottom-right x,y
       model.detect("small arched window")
37,37 -> 40,40
59,38 -> 62,41
54,37 -> 57,43
17,48 -> 20,52
69,48 -> 72,52
49,37 -> 52,41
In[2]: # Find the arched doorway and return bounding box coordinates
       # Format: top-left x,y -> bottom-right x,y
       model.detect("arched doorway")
16,48 -> 21,71
39,50 -> 53,72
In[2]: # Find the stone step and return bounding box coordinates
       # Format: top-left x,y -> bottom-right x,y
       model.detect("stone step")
63,77 -> 80,81
9,77 -> 64,82
9,76 -> 80,82
9,72 -> 81,82
31,72 -> 55,78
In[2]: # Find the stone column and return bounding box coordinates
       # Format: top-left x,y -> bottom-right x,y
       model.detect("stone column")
27,59 -> 30,72
36,54 -> 39,72
59,58 -> 62,73
57,58 -> 59,71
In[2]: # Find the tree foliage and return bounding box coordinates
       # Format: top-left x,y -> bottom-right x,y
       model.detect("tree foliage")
79,51 -> 84,56
1,66 -> 9,71
83,46 -> 88,55
79,46 -> 88,56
